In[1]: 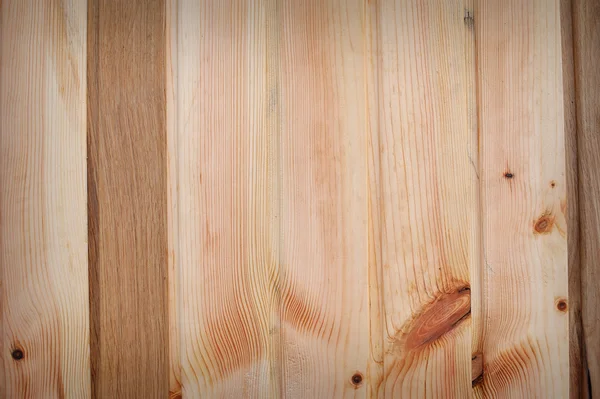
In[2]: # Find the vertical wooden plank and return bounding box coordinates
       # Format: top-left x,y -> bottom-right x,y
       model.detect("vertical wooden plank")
573,0 -> 600,395
169,0 -> 281,396
0,1 -> 90,397
368,1 -> 476,397
87,0 -> 169,397
476,0 -> 569,397
560,0 -> 587,397
278,0 -> 370,396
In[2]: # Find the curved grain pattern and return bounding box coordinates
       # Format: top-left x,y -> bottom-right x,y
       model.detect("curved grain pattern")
279,0 -> 371,396
0,1 -> 90,397
368,0 -> 476,397
475,0 -> 569,397
168,0 -> 281,396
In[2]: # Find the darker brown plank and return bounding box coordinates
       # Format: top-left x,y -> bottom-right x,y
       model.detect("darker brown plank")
572,0 -> 600,397
87,1 -> 168,398
560,1 -> 588,398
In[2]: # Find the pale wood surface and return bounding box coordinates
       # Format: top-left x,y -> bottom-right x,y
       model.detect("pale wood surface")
0,1 -> 90,397
475,0 -> 569,397
0,0 -> 581,397
279,0 -> 371,396
573,0 -> 600,395
367,1 -> 476,397
167,0 -> 281,396
87,0 -> 169,397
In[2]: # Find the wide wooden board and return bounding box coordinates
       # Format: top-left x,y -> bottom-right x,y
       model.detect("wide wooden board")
278,0 -> 371,396
475,0 -> 569,396
0,1 -> 90,397
367,0 -> 477,397
167,0 -> 281,396
87,0 -> 169,397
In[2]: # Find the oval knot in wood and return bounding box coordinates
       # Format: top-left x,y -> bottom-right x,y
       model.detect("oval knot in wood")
401,286 -> 471,351
534,213 -> 555,234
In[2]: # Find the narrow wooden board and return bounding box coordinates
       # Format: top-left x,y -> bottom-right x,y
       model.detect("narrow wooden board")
560,0 -> 587,397
476,0 -> 569,396
87,0 -> 169,397
167,0 -> 281,396
278,0 -> 371,396
573,0 -> 600,395
368,1 -> 476,396
0,1 -> 90,397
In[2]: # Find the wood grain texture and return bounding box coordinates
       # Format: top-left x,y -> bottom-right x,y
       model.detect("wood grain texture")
168,0 -> 281,396
560,0 -> 588,397
368,1 -> 476,397
573,0 -> 600,396
0,1 -> 90,397
476,0 -> 569,397
279,0 -> 370,396
87,0 -> 169,397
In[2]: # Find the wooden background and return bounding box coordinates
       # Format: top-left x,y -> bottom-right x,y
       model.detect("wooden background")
0,0 -> 597,398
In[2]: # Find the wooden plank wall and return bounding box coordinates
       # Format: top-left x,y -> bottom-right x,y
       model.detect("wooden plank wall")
2,0 -> 599,398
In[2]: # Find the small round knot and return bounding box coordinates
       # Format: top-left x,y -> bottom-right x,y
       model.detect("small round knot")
351,372 -> 363,387
556,298 -> 568,313
11,349 -> 24,360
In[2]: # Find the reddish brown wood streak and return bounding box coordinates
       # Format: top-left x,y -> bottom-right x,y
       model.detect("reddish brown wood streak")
393,285 -> 471,353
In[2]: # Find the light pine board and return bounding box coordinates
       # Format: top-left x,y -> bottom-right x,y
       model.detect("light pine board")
0,0 -> 90,397
87,0 -> 169,397
573,0 -> 600,394
475,0 -> 569,397
168,0 -> 281,396
279,0 -> 371,396
367,0 -> 477,397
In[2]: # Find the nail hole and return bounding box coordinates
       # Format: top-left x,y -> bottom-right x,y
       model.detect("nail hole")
550,180 -> 556,188
504,172 -> 514,179
11,349 -> 24,360
351,372 -> 363,387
